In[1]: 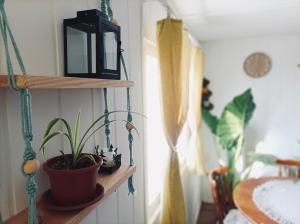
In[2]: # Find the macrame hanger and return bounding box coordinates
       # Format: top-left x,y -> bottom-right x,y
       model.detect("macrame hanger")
0,1 -> 38,223
100,0 -> 113,21
100,0 -> 113,149
106,0 -> 113,21
103,88 -> 111,148
120,50 -> 135,194
99,0 -> 135,194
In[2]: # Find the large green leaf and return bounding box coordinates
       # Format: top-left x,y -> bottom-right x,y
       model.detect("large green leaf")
216,89 -> 256,151
248,152 -> 278,166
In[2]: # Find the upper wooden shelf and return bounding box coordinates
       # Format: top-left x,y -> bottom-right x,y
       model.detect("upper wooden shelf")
5,165 -> 136,224
0,75 -> 134,89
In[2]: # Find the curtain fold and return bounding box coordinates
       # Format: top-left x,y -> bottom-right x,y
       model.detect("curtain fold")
156,18 -> 189,224
187,47 -> 206,174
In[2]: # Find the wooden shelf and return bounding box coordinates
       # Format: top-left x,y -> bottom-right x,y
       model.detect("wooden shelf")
0,75 -> 134,89
5,165 -> 136,224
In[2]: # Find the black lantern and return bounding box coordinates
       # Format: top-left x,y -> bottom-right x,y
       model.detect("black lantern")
63,9 -> 121,80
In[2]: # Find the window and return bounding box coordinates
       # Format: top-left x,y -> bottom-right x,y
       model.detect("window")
143,39 -> 169,222
143,39 -> 191,223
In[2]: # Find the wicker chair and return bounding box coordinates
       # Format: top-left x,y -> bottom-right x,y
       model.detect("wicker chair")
208,167 -> 249,224
276,159 -> 300,177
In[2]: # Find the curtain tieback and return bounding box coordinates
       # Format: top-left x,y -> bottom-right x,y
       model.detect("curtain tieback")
171,146 -> 177,153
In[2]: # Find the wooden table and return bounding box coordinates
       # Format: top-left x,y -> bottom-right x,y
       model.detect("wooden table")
233,177 -> 290,224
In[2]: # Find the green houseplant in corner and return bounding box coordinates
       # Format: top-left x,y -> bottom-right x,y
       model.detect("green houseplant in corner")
39,112 -> 135,206
202,89 -> 256,188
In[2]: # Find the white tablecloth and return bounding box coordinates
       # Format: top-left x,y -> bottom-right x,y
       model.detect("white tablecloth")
252,179 -> 300,224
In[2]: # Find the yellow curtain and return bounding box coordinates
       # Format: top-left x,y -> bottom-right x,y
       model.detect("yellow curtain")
187,47 -> 205,174
157,18 -> 190,224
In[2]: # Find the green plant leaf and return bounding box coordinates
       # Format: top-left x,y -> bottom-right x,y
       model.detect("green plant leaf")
202,108 -> 219,135
44,118 -> 60,137
60,118 -> 74,152
205,89 -> 256,189
240,165 -> 253,181
43,117 -> 74,154
216,89 -> 256,151
77,110 -> 136,150
78,120 -> 117,154
74,112 -> 81,152
39,131 -> 65,154
39,110 -> 142,166
248,153 -> 278,166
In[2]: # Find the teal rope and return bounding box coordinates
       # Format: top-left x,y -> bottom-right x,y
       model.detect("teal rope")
100,0 -> 108,20
121,51 -> 135,194
99,1 -> 135,194
100,0 -> 113,21
106,0 -> 113,21
103,88 -> 111,148
0,1 -> 38,223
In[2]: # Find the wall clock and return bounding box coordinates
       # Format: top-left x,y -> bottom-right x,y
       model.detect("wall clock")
243,52 -> 272,78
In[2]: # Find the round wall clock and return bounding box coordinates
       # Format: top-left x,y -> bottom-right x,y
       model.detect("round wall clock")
243,52 -> 272,78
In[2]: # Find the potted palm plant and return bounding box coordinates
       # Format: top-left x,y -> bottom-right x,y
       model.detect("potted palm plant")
202,89 -> 256,188
40,112 -> 133,206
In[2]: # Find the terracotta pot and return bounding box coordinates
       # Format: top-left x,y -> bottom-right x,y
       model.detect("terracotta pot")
44,154 -> 102,206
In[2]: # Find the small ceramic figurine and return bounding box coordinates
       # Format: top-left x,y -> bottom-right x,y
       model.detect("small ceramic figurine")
95,144 -> 122,174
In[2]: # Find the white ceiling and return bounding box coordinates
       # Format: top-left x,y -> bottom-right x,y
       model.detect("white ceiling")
169,0 -> 300,41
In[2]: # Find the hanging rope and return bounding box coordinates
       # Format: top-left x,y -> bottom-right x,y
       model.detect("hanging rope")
106,0 -> 113,21
103,88 -> 111,148
0,1 -> 38,223
100,0 -> 113,21
100,0 -> 135,194
121,50 -> 135,194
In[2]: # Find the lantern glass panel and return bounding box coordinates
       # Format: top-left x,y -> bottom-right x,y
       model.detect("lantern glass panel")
103,31 -> 118,71
66,26 -> 88,74
91,33 -> 96,73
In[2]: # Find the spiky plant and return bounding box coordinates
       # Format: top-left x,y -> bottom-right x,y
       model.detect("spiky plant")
39,111 -> 137,169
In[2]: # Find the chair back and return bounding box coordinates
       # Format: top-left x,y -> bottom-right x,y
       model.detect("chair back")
276,159 -> 300,177
208,167 -> 236,224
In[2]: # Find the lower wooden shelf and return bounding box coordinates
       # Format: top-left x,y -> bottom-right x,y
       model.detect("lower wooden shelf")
5,165 -> 136,224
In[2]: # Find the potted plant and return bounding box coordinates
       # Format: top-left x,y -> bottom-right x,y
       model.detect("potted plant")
202,89 -> 256,188
39,112 -> 133,206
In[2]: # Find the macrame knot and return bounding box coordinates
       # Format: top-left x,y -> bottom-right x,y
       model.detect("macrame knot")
26,176 -> 37,197
24,133 -> 33,142
127,113 -> 133,123
24,149 -> 36,161
105,127 -> 111,136
128,132 -> 133,143
106,0 -> 113,20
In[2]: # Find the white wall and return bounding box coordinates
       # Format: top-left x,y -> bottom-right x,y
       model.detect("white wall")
0,0 -> 145,223
201,34 -> 300,202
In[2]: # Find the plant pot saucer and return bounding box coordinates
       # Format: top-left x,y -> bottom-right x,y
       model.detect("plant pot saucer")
42,183 -> 104,211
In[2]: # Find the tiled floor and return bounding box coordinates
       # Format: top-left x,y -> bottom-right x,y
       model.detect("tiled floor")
197,202 -> 217,224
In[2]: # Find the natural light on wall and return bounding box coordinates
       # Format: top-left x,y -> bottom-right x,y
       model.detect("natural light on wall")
143,40 -> 169,219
